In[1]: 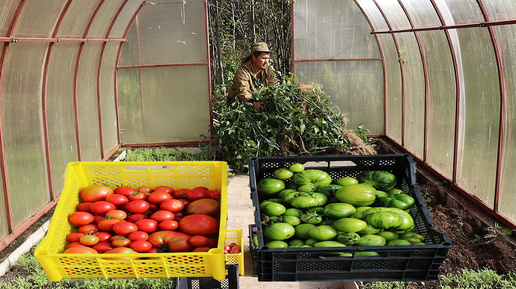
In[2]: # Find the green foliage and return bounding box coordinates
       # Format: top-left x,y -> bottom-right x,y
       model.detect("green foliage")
0,252 -> 175,289
124,146 -> 213,162
210,76 -> 350,172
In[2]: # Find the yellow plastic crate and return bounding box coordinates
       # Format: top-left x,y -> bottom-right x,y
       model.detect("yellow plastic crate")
224,229 -> 245,276
35,161 -> 228,281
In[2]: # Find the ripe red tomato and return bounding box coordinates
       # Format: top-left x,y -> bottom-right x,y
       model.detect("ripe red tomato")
76,202 -> 93,212
160,199 -> 184,212
185,198 -> 220,216
154,186 -> 174,194
137,186 -> 153,195
106,194 -> 129,206
112,237 -> 131,247
189,235 -> 212,247
135,219 -> 158,233
68,212 -> 94,226
128,191 -> 148,201
128,231 -> 149,241
80,234 -> 100,246
80,185 -> 114,202
105,210 -> 127,220
112,221 -> 138,236
186,188 -> 210,201
66,232 -> 86,243
90,201 -> 116,215
129,240 -> 153,252
95,231 -> 112,242
114,186 -> 136,197
67,241 -> 87,248
207,190 -> 221,199
148,191 -> 173,204
173,188 -> 189,198
159,220 -> 179,231
78,224 -> 99,234
178,214 -> 219,236
148,231 -> 193,252
97,218 -> 121,232
92,241 -> 114,253
126,213 -> 148,223
125,200 -> 150,214
103,247 -> 137,260
64,247 -> 98,254
192,246 -> 211,252
151,210 -> 175,222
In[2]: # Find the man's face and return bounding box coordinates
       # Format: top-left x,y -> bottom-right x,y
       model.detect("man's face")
252,53 -> 271,71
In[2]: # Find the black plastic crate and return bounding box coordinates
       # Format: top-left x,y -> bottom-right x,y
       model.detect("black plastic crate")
176,264 -> 239,289
248,154 -> 451,282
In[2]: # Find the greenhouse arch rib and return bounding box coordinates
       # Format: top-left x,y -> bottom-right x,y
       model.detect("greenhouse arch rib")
0,0 -> 146,252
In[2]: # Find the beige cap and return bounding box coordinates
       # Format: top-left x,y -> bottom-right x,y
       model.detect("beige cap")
251,42 -> 271,54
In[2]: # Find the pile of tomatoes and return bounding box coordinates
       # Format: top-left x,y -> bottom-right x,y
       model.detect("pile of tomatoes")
64,184 -> 222,255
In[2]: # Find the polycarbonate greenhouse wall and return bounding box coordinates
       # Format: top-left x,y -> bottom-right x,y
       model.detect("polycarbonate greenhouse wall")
0,0 -> 515,253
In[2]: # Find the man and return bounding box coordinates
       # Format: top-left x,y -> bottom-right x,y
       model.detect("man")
228,42 -> 276,109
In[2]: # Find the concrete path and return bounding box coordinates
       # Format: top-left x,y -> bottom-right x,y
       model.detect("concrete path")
225,174 -> 359,289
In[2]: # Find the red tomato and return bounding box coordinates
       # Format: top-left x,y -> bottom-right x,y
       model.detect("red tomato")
186,188 -> 210,201
106,194 -> 129,206
192,246 -> 211,252
130,240 -> 153,252
105,210 -> 127,220
147,247 -> 159,253
148,231 -> 193,252
114,186 -> 136,197
178,214 -> 219,236
159,220 -> 179,231
128,191 -> 148,201
64,247 -> 98,254
185,198 -> 220,216
78,224 -> 99,234
92,215 -> 104,224
80,234 -> 100,246
95,231 -> 112,242
154,186 -> 174,194
149,203 -> 159,212
148,191 -> 173,204
135,219 -> 159,233
151,210 -> 175,222
128,231 -> 149,241
76,202 -> 93,212
125,200 -> 150,214
207,190 -> 221,199
102,247 -> 137,260
66,232 -> 86,243
68,212 -> 94,226
97,218 -> 121,232
67,241 -> 87,248
126,213 -> 148,223
180,199 -> 190,206
80,185 -> 114,202
160,199 -> 184,212
137,186 -> 153,195
189,235 -> 211,247
90,201 -> 116,215
173,188 -> 189,198
112,221 -> 138,236
92,241 -> 114,253
112,237 -> 131,247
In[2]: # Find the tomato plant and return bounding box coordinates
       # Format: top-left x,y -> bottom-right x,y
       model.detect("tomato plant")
178,214 -> 219,236
80,185 -> 114,203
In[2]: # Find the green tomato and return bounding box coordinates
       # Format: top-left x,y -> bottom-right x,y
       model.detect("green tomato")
335,184 -> 376,207
278,189 -> 297,200
282,215 -> 301,226
355,251 -> 380,257
298,184 -> 318,192
387,239 -> 412,246
313,241 -> 346,247
265,240 -> 289,248
263,222 -> 295,241
332,218 -> 368,233
380,194 -> 416,210
357,234 -> 386,246
289,163 -> 305,173
357,224 -> 381,235
357,170 -> 397,191
300,212 -> 322,224
336,232 -> 361,245
274,168 -> 294,180
336,177 -> 359,186
289,192 -> 328,209
304,238 -> 318,246
283,208 -> 303,218
294,223 -> 317,239
288,239 -> 305,246
323,202 -> 356,219
258,178 -> 286,197
399,232 -> 425,243
308,225 -> 338,241
377,231 -> 399,242
262,202 -> 287,216
292,169 -> 332,188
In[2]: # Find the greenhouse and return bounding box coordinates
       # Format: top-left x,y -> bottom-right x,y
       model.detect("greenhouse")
1,0 -> 516,287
